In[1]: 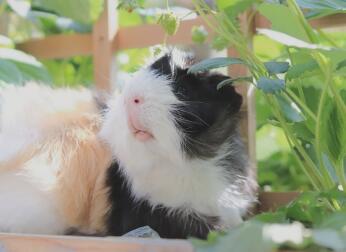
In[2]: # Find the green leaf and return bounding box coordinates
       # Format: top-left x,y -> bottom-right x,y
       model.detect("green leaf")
218,0 -> 256,18
157,12 -> 180,36
286,60 -> 319,80
286,192 -> 328,225
312,229 -> 346,251
32,0 -> 104,24
297,0 -> 346,11
0,59 -> 23,84
7,0 -> 31,17
192,221 -> 275,252
275,93 -> 305,122
320,97 -> 346,163
15,62 -> 51,83
259,3 -> 310,42
336,59 -> 346,70
0,48 -> 51,83
191,25 -> 208,44
318,212 -> 346,231
257,29 -> 330,50
188,57 -> 245,73
217,76 -> 252,90
257,77 -> 285,93
264,61 -> 290,74
0,48 -> 42,67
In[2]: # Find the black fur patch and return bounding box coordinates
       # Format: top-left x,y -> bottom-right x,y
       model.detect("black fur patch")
150,53 -> 243,159
104,162 -> 220,239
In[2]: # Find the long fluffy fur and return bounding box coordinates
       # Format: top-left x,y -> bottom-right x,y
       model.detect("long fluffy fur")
0,83 -> 111,234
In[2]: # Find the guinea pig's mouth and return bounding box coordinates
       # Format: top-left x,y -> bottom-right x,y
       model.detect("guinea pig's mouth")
128,115 -> 154,142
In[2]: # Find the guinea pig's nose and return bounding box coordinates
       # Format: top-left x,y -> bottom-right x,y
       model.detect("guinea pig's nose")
132,96 -> 143,105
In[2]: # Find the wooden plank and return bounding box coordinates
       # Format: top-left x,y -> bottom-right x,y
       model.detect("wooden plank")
16,34 -> 92,59
258,192 -> 300,213
16,13 -> 346,60
0,233 -> 194,252
114,16 -> 214,50
227,11 -> 257,174
92,0 -> 118,91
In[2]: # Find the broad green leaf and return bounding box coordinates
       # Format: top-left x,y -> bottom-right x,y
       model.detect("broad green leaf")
191,25 -> 208,44
317,212 -> 346,231
257,29 -> 330,50
275,93 -> 305,122
157,12 -> 180,36
259,3 -> 310,42
0,59 -> 23,84
0,48 -> 51,83
217,76 -> 252,90
0,48 -> 42,67
336,59 -> 346,70
320,97 -> 346,163
286,60 -> 319,80
216,0 -> 255,10
264,61 -> 290,75
252,211 -> 288,224
15,62 -> 51,83
188,57 -> 245,73
218,0 -> 256,18
7,0 -> 31,17
32,0 -> 104,24
286,192 -> 328,225
297,0 -> 346,11
192,221 -> 275,252
257,77 -> 285,93
312,229 -> 346,251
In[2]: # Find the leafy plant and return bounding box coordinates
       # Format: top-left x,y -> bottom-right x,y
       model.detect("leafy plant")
192,0 -> 346,207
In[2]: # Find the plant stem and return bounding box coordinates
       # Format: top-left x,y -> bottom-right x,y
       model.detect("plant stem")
268,95 -> 326,190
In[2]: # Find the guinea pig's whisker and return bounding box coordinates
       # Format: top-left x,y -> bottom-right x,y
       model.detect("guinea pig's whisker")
174,109 -> 210,127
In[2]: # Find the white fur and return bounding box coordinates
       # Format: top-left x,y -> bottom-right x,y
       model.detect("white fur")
0,162 -> 66,234
0,83 -> 93,163
100,69 -> 251,228
0,83 -> 94,234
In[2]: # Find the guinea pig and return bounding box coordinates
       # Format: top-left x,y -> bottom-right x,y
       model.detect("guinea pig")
97,50 -> 257,239
0,50 -> 256,239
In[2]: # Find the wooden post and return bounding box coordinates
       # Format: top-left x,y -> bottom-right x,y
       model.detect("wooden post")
92,0 -> 118,91
227,11 -> 257,174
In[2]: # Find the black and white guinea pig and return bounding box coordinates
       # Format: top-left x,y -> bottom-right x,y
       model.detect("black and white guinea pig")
0,50 -> 256,239
98,51 -> 257,238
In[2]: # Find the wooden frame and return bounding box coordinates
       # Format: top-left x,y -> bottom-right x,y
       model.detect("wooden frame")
6,1 -> 346,251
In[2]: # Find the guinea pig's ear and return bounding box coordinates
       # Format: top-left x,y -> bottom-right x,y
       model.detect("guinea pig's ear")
208,73 -> 243,113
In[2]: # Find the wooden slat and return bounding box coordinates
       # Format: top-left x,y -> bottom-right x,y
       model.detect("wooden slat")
16,13 -> 346,60
258,192 -> 300,213
114,16 -> 214,50
0,233 -> 194,252
92,0 -> 118,91
16,34 -> 92,59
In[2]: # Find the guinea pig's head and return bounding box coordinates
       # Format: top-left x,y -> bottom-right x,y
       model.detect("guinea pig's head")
101,51 -> 243,163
